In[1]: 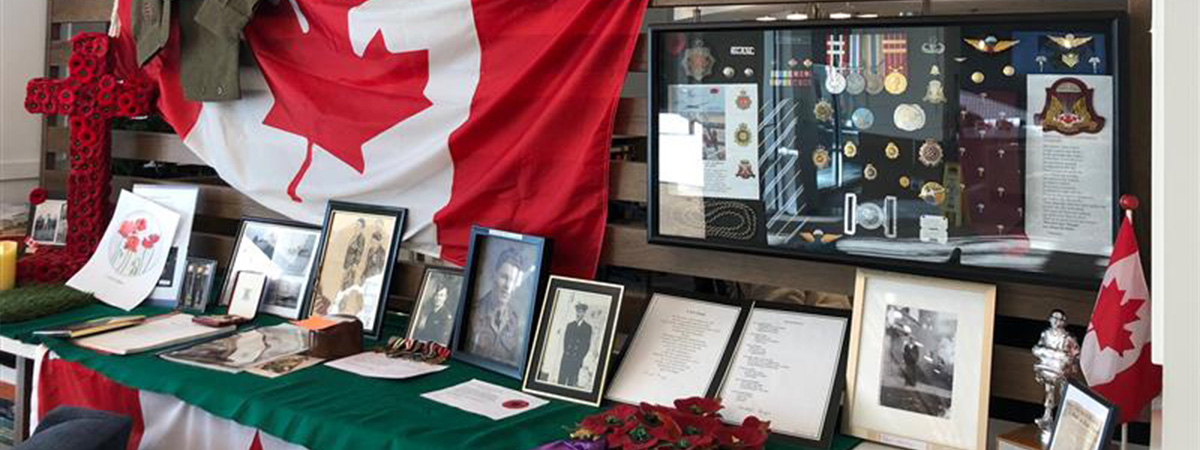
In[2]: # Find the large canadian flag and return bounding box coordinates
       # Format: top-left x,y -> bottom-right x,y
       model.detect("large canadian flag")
1080,216 -> 1161,423
109,0 -> 648,277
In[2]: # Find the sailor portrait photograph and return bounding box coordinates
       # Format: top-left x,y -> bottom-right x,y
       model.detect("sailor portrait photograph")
523,276 -> 623,406
305,202 -> 406,338
878,304 -> 959,418
407,267 -> 465,346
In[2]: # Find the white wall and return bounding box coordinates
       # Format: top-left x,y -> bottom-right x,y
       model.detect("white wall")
1150,0 -> 1200,448
0,0 -> 48,205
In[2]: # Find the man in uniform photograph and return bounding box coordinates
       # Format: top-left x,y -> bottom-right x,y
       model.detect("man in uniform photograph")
468,248 -> 525,366
558,302 -> 592,388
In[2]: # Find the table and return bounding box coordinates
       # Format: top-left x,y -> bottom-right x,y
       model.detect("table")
2,304 -> 861,450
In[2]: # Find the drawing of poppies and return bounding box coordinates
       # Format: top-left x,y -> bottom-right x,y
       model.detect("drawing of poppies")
107,213 -> 162,277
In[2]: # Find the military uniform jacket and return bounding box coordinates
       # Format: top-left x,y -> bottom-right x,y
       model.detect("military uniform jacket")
133,0 -> 262,101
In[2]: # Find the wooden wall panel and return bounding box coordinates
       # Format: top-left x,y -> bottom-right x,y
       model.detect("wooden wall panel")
613,98 -> 648,138
48,128 -> 204,165
610,161 -> 648,203
49,0 -> 111,23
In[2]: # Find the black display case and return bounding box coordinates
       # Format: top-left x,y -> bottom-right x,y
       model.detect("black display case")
647,12 -> 1126,288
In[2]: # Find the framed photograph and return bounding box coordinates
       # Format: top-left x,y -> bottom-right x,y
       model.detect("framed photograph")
522,276 -> 624,407
405,267 -> 465,346
220,218 -> 322,319
29,199 -> 67,246
451,226 -> 552,380
228,271 -> 268,319
844,269 -> 996,450
715,302 -> 850,449
176,258 -> 217,314
305,201 -> 407,339
1047,379 -> 1119,450
606,291 -> 748,407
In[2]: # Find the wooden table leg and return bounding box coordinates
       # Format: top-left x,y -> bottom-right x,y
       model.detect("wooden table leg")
13,356 -> 33,443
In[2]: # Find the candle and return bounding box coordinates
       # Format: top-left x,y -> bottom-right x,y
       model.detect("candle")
0,241 -> 16,291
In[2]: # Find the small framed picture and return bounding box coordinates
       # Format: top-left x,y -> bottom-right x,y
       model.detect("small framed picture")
1047,380 -> 1119,450
228,271 -> 268,319
452,226 -> 552,380
177,258 -> 217,314
405,267 -> 465,346
522,276 -> 623,407
844,269 -> 996,450
220,218 -> 321,319
304,201 -> 407,339
29,199 -> 68,246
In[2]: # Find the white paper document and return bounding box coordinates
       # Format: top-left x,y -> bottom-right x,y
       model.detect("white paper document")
67,190 -> 181,310
326,351 -> 448,379
133,184 -> 198,306
605,294 -> 743,406
422,379 -> 548,421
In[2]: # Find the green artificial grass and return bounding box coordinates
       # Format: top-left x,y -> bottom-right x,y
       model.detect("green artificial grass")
0,284 -> 95,324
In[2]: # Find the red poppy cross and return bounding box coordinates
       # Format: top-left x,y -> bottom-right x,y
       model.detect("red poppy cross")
20,32 -> 156,283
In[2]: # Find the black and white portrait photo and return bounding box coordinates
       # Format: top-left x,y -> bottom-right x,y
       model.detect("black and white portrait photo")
523,276 -> 623,406
537,288 -> 611,390
407,268 -> 465,346
223,219 -> 321,319
30,200 -> 67,245
462,238 -> 540,369
878,305 -> 958,418
305,202 -> 406,338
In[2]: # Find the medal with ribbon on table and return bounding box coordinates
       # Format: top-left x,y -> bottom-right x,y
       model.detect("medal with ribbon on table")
882,33 -> 909,95
824,34 -> 847,95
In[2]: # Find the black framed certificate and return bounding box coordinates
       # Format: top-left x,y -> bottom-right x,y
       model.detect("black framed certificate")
715,302 -> 850,449
1047,380 -> 1119,450
606,292 -> 748,406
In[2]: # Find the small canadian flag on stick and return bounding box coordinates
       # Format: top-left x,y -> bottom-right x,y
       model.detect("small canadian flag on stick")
1080,197 -> 1162,424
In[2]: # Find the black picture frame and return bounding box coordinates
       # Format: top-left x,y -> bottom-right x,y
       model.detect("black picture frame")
1047,379 -> 1120,450
606,289 -> 751,404
303,201 -> 407,340
714,301 -> 851,450
451,226 -> 553,380
220,217 -> 322,319
404,266 -> 465,346
646,12 -> 1128,290
522,276 -> 624,407
176,257 -> 217,314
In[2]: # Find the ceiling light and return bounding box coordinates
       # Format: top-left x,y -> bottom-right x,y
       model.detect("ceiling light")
856,13 -> 879,18
756,15 -> 778,22
829,12 -> 852,19
786,12 -> 809,21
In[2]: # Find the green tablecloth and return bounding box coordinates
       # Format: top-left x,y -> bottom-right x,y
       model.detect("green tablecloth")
0,305 -> 860,450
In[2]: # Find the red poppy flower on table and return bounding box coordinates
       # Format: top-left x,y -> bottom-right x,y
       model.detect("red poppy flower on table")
674,397 -> 723,417
609,421 -> 660,450
28,187 -> 47,205
714,417 -> 769,450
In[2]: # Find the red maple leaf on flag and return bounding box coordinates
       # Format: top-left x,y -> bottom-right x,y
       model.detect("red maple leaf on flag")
1090,280 -> 1144,356
246,0 -> 432,202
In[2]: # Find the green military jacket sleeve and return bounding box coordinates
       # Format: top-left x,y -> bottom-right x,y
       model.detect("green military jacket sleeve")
132,0 -> 171,66
178,0 -> 242,101
193,0 -> 262,41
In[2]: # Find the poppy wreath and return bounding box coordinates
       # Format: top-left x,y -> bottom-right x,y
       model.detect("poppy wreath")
568,397 -> 770,450
18,32 -> 156,284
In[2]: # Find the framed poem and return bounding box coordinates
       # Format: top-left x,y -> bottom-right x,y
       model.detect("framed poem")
1047,379 -> 1119,450
405,266 -> 466,346
844,269 -> 996,450
304,201 -> 407,339
606,291 -> 749,407
220,217 -> 321,319
29,199 -> 67,246
176,258 -> 217,314
715,302 -> 850,449
646,12 -> 1128,289
522,276 -> 624,407
451,226 -> 552,380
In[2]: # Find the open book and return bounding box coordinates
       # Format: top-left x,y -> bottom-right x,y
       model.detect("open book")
73,313 -> 234,355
